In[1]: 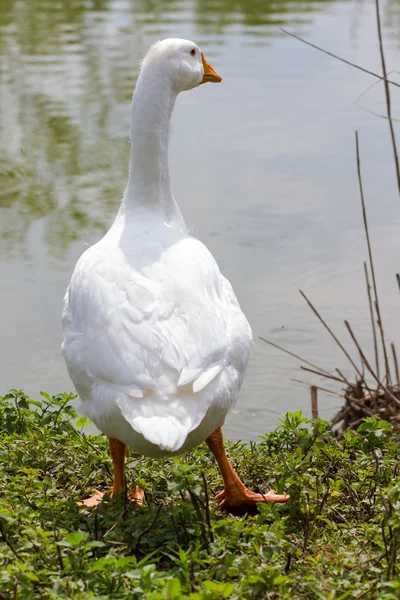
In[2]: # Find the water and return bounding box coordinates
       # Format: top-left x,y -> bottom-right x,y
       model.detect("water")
1,0 -> 400,441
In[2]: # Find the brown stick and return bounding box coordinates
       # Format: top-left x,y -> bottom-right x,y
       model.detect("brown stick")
345,320 -> 400,408
391,343 -> 400,383
374,300 -> 391,385
280,29 -> 400,89
300,365 -> 347,385
355,131 -> 391,385
299,289 -> 366,383
364,262 -> 380,378
347,398 -> 375,418
375,0 -> 400,197
331,405 -> 351,425
258,336 -> 334,377
311,386 -> 318,419
283,376 -> 345,398
335,368 -> 356,390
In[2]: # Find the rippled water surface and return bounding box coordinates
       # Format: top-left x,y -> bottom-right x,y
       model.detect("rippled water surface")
1,0 -> 400,440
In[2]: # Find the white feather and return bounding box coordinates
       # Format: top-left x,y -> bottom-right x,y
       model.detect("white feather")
193,364 -> 225,393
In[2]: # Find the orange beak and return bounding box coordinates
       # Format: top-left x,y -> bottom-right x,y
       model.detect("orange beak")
200,52 -> 222,84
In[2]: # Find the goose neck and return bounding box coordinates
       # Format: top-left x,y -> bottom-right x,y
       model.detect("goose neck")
124,73 -> 179,223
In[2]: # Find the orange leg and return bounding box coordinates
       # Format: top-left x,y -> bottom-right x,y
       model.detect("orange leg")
206,427 -> 289,514
78,438 -> 144,507
109,437 -> 126,496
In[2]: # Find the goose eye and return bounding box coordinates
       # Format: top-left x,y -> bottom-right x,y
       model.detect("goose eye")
190,48 -> 196,56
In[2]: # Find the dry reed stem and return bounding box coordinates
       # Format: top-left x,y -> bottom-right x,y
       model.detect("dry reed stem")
258,336 -> 334,377
347,399 -> 375,418
268,28 -> 400,433
283,376 -> 345,398
355,131 -> 391,384
280,29 -> 400,89
375,0 -> 400,197
335,368 -> 355,390
344,320 -> 400,408
311,386 -> 318,418
374,300 -> 391,385
299,289 -> 367,385
364,261 -> 380,378
391,343 -> 400,383
301,365 -> 347,385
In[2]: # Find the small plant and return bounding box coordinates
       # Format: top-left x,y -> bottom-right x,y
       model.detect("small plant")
0,391 -> 399,598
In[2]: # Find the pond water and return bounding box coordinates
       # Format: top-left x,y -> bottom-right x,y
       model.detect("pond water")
1,0 -> 400,441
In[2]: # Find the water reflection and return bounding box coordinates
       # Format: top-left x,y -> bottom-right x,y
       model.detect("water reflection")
0,0 -> 347,256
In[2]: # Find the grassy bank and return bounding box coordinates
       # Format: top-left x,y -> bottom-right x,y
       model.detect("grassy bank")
0,391 -> 399,599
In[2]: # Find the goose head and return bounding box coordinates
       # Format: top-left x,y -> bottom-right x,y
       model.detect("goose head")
141,38 -> 222,93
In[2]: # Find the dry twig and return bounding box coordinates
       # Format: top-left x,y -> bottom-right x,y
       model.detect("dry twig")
355,131 -> 391,384
364,262 -> 380,378
345,321 -> 400,408
259,336 -> 333,377
280,29 -> 400,89
299,290 -> 367,386
374,0 -> 400,197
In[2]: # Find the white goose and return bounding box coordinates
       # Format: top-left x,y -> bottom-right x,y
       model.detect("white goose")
62,38 -> 289,512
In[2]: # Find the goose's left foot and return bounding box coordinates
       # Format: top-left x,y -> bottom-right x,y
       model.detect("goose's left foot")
206,427 -> 289,515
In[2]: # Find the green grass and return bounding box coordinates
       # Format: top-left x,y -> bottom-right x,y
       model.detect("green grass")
0,391 -> 399,599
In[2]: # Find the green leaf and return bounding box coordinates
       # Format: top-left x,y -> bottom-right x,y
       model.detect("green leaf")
65,532 -> 86,546
0,512 -> 12,522
17,397 -> 30,409
167,578 -> 181,597
85,540 -> 106,549
203,581 -> 222,592
221,583 -> 234,598
28,399 -> 43,408
273,575 -> 289,585
24,572 -> 40,582
76,416 -> 91,428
